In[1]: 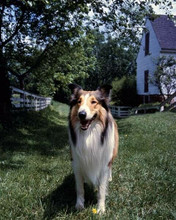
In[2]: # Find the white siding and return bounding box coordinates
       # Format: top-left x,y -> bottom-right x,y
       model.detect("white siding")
137,19 -> 161,95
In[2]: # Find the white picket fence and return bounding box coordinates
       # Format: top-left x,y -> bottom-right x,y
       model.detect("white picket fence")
11,86 -> 52,111
110,106 -> 131,118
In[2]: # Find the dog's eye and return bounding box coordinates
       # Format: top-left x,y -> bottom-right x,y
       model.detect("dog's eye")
77,99 -> 81,104
91,100 -> 97,104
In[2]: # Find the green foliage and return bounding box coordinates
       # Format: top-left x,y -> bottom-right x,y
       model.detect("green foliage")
112,75 -> 138,106
138,102 -> 161,108
1,1 -> 98,94
0,102 -> 176,219
84,31 -> 138,90
53,33 -> 96,89
20,31 -> 96,97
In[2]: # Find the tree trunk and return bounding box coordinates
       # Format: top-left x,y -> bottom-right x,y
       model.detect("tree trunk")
0,54 -> 12,120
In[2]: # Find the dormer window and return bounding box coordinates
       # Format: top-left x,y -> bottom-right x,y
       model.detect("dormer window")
145,32 -> 150,56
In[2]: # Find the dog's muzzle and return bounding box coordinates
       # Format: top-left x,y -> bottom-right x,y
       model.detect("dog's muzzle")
79,112 -> 97,130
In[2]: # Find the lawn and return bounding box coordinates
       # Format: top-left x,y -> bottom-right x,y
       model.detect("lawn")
0,102 -> 176,220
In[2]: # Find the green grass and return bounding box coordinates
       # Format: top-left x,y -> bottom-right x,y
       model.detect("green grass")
0,102 -> 176,219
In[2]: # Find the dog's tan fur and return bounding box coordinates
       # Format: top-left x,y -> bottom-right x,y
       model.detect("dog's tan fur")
68,84 -> 119,213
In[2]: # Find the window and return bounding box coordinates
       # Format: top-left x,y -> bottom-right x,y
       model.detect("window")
144,70 -> 149,93
145,32 -> 150,56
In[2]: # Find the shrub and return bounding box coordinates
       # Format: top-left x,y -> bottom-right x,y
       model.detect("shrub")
112,75 -> 138,106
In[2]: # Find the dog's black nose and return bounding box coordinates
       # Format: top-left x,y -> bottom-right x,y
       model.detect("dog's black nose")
79,111 -> 87,120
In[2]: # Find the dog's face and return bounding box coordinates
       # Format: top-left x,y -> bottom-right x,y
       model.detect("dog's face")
69,84 -> 112,130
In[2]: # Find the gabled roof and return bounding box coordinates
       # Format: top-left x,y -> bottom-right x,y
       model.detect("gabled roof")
150,15 -> 176,51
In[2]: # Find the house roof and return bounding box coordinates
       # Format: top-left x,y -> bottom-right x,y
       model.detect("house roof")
150,15 -> 176,51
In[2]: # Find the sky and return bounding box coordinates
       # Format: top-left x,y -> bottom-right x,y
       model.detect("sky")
152,0 -> 176,15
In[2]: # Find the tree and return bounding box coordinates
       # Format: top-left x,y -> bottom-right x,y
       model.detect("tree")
28,32 -> 96,99
84,30 -> 138,90
0,0 -> 173,116
97,35 -> 137,83
153,56 -> 176,100
0,0 -> 96,115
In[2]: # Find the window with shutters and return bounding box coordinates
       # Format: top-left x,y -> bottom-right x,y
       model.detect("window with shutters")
144,70 -> 149,93
145,32 -> 150,56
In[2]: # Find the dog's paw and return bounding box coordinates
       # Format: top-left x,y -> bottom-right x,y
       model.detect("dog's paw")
108,171 -> 112,182
75,202 -> 84,210
97,206 -> 105,214
108,176 -> 112,182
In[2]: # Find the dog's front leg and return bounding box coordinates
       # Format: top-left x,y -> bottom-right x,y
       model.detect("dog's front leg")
74,171 -> 85,210
97,173 -> 108,214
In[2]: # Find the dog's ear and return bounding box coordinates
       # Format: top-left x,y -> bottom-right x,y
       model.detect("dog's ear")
68,83 -> 82,95
97,85 -> 112,111
98,85 -> 112,99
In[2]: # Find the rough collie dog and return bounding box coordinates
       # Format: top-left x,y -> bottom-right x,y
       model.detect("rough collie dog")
68,84 -> 119,214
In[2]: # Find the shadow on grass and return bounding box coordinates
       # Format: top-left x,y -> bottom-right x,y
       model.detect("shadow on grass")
0,108 -> 69,168
42,174 -> 97,220
42,174 -> 75,219
0,157 -> 25,170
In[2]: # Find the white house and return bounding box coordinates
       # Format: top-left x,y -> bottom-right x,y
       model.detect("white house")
136,15 -> 176,104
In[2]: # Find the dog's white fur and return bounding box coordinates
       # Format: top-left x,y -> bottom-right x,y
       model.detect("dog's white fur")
68,84 -> 118,214
69,120 -> 115,213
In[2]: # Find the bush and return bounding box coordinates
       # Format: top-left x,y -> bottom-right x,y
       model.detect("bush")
112,75 -> 138,106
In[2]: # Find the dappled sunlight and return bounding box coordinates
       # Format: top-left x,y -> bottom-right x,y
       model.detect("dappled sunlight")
0,105 -> 69,174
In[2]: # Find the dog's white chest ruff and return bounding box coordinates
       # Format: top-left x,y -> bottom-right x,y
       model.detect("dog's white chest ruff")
70,121 -> 114,186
